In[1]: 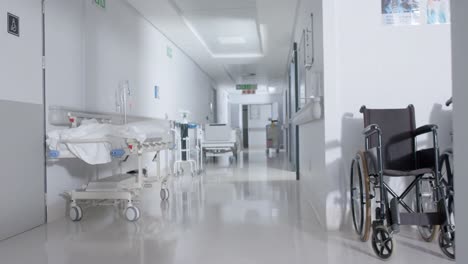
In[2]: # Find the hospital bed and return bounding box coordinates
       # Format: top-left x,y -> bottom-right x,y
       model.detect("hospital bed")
47,107 -> 174,222
200,124 -> 238,170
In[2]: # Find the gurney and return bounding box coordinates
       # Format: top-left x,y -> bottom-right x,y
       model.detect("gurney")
47,111 -> 174,222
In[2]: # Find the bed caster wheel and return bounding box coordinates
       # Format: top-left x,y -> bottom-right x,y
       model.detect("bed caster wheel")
372,226 -> 394,260
69,205 -> 83,222
125,206 -> 140,222
439,229 -> 455,259
160,188 -> 170,201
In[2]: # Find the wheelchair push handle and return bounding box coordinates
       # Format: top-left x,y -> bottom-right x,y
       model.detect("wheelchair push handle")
446,97 -> 452,107
363,124 -> 381,137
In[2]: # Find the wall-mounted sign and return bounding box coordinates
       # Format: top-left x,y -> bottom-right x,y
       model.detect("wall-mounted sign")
154,85 -> 160,99
167,46 -> 173,58
242,90 -> 256,95
7,13 -> 19,37
236,84 -> 257,90
94,0 -> 106,9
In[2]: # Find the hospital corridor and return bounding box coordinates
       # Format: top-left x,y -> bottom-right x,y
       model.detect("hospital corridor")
1,0 -> 467,263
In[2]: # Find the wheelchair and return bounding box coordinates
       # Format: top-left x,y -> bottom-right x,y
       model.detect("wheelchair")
350,105 -> 455,260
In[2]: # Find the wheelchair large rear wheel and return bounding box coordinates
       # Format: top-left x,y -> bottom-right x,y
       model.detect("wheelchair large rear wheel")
417,179 -> 439,242
440,152 -> 454,210
440,152 -> 454,188
350,151 -> 371,242
437,152 -> 456,252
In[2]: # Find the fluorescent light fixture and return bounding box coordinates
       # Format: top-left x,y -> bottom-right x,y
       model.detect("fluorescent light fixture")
218,36 -> 247,45
212,53 -> 264,59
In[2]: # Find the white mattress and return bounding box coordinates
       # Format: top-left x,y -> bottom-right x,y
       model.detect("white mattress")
47,119 -> 171,165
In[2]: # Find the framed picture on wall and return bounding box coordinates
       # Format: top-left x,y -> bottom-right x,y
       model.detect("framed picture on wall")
249,105 -> 261,120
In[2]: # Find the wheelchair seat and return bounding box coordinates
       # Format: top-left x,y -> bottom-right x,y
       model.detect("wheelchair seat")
361,105 -> 435,177
383,168 -> 434,177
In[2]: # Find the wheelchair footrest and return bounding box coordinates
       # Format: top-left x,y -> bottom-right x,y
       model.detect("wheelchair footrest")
400,213 -> 444,226
390,198 -> 401,233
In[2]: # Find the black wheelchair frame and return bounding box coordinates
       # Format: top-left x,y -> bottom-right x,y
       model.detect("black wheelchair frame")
350,105 -> 455,260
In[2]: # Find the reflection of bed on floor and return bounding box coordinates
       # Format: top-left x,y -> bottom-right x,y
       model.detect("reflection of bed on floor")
201,124 -> 237,169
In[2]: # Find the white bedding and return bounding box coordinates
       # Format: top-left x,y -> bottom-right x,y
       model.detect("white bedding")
47,119 -> 171,165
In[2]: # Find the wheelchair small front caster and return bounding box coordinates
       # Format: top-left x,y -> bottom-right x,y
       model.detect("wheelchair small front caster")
125,206 -> 140,222
372,226 -> 394,260
439,229 -> 455,260
69,205 -> 83,222
160,188 -> 170,201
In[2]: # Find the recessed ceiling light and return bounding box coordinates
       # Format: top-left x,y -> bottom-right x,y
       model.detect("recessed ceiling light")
218,36 -> 247,45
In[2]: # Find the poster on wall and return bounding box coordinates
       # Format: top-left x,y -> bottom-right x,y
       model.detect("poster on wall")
381,0 -> 421,25
382,0 -> 450,25
426,0 -> 450,24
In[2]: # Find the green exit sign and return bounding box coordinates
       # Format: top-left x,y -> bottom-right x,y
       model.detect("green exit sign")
236,84 -> 257,90
94,0 -> 106,9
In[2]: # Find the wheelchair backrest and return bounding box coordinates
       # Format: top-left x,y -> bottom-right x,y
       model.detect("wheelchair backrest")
360,105 -> 416,171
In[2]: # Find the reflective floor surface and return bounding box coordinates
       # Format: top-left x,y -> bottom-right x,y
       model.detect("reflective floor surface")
0,150 -> 454,264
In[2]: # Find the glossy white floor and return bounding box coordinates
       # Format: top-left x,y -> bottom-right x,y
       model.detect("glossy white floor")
0,150 -> 454,264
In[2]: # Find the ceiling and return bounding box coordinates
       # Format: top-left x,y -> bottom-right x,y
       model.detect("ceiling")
127,0 -> 299,91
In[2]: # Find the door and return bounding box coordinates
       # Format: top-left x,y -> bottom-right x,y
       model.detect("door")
211,87 -> 217,123
289,55 -> 297,170
242,105 -> 249,148
0,0 -> 46,240
287,43 -> 300,179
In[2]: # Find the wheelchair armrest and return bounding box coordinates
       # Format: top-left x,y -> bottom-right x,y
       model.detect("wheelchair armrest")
363,124 -> 381,137
414,124 -> 438,137
446,97 -> 453,107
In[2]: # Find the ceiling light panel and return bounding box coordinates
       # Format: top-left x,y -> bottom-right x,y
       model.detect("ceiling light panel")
173,0 -> 256,12
171,0 -> 263,58
218,36 -> 247,45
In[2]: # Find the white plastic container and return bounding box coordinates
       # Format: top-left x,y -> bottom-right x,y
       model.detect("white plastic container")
48,106 -> 70,126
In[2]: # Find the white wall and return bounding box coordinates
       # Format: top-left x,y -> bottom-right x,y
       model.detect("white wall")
218,92 -> 283,124
45,0 -> 214,222
0,0 -> 43,104
229,93 -> 283,105
217,87 -> 230,124
0,0 -> 46,240
83,1 -> 213,123
230,103 -> 240,128
45,0 -> 92,222
451,0 -> 467,262
321,0 -> 452,230
290,0 -> 326,226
